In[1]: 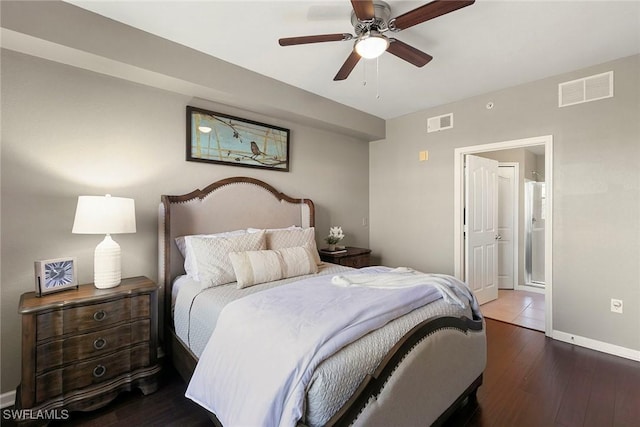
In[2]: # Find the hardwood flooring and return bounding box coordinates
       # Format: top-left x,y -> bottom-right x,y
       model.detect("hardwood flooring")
6,319 -> 639,426
445,320 -> 640,427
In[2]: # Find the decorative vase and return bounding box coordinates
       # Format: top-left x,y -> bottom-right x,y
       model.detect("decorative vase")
328,244 -> 336,251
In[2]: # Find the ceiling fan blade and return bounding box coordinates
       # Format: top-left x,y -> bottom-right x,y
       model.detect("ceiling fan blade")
392,0 -> 475,31
334,50 -> 361,81
387,39 -> 433,67
351,0 -> 375,21
279,33 -> 353,46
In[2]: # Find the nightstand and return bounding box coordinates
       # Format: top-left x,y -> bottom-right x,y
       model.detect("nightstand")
319,246 -> 372,268
16,276 -> 161,418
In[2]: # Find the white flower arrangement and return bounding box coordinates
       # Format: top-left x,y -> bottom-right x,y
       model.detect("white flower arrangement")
325,226 -> 345,245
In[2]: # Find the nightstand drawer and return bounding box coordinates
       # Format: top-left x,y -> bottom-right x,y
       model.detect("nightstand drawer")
36,343 -> 150,404
36,319 -> 150,373
319,247 -> 372,269
340,254 -> 370,268
36,295 -> 150,341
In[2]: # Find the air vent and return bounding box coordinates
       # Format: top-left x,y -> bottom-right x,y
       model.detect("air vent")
427,113 -> 453,133
559,71 -> 613,108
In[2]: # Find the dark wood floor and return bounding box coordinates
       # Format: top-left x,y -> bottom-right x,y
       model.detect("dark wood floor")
9,319 -> 639,426
445,319 -> 640,427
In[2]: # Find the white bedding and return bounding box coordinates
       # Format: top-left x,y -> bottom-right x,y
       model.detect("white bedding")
173,263 -> 350,357
185,267 -> 475,427
173,265 -> 474,426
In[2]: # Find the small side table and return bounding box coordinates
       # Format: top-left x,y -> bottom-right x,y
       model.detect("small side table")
16,276 -> 161,420
319,246 -> 371,268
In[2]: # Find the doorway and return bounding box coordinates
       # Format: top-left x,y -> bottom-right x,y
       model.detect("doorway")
454,135 -> 553,336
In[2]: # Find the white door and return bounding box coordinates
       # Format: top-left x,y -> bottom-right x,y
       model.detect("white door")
465,155 -> 499,305
498,165 -> 516,289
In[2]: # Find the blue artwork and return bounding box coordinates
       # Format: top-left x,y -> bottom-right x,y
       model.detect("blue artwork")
187,106 -> 289,171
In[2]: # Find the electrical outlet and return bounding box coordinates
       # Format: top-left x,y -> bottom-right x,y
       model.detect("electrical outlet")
611,299 -> 623,314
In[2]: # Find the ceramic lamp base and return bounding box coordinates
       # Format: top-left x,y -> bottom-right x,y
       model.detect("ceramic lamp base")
94,234 -> 121,289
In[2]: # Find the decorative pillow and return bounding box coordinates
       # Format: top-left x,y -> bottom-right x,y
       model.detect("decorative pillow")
183,230 -> 266,288
229,246 -> 318,289
175,229 -> 246,258
264,227 -> 322,265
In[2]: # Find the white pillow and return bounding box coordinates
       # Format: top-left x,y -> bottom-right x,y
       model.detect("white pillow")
175,229 -> 246,258
229,246 -> 318,289
183,230 -> 266,288
264,227 -> 321,265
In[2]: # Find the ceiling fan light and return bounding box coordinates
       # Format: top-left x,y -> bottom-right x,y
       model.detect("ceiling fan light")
355,32 -> 389,59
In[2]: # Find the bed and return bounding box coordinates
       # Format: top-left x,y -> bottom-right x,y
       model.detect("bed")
159,176 -> 486,426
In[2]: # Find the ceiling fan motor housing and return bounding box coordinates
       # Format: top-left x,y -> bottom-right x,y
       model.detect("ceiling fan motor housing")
351,0 -> 392,35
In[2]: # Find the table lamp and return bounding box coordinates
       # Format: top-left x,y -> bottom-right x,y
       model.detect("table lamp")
72,195 -> 136,289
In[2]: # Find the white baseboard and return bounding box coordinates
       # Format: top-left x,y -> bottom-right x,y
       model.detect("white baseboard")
553,330 -> 640,362
0,390 -> 15,409
515,283 -> 545,294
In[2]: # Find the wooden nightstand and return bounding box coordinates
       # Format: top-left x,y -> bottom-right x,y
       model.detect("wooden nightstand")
319,246 -> 372,268
16,276 -> 161,418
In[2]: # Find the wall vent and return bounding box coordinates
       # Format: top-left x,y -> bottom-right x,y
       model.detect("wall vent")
427,113 -> 453,133
559,71 -> 613,108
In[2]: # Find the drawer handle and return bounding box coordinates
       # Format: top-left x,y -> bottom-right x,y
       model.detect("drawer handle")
93,310 -> 107,322
93,364 -> 106,378
93,337 -> 107,350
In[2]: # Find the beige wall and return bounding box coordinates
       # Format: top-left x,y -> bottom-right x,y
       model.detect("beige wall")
0,50 -> 371,394
370,54 -> 640,353
0,1 -> 384,142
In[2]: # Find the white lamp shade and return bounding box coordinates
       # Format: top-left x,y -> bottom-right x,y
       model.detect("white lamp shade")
355,33 -> 389,59
72,195 -> 135,289
72,195 -> 136,234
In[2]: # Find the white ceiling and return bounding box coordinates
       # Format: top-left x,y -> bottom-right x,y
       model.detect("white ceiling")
67,0 -> 640,119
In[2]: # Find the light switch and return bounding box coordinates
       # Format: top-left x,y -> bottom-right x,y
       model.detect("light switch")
419,150 -> 429,161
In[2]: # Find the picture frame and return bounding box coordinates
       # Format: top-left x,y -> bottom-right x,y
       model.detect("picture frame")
34,257 -> 79,297
187,106 -> 290,172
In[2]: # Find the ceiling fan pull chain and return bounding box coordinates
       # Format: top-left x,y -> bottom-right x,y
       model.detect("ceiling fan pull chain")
362,59 -> 367,86
376,57 -> 380,99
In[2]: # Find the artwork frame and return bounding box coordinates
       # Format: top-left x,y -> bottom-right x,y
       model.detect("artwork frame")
186,106 -> 290,172
34,257 -> 79,297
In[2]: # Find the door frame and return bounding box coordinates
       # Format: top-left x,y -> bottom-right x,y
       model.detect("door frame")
454,135 -> 553,336
498,162 -> 519,291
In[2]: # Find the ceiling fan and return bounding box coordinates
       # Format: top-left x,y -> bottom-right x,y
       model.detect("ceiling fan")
279,0 -> 475,81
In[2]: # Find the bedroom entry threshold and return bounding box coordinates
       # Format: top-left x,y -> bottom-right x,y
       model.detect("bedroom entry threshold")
480,290 -> 545,332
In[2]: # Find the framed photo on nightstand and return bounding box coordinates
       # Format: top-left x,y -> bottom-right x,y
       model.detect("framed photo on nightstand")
34,257 -> 78,296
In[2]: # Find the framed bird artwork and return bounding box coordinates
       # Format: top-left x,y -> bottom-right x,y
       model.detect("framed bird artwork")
186,106 -> 290,171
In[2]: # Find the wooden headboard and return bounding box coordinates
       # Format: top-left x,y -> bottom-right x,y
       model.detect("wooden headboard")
158,177 -> 314,331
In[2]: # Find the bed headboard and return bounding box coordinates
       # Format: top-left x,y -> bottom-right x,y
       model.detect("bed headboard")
158,177 -> 314,330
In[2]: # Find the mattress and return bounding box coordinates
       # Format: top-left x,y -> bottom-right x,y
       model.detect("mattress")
173,265 -> 472,426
